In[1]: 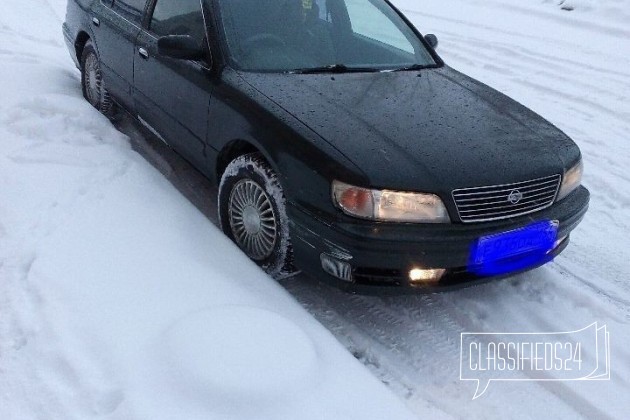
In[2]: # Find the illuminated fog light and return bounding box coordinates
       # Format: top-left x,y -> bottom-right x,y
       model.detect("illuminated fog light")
409,267 -> 445,285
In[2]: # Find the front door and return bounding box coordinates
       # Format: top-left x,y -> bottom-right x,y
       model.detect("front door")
133,0 -> 212,169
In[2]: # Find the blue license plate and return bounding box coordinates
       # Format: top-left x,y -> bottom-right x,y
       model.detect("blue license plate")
469,220 -> 558,276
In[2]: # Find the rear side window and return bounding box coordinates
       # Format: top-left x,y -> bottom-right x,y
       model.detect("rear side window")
113,0 -> 147,24
150,0 -> 206,43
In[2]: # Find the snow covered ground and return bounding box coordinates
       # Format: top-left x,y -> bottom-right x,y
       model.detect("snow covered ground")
283,0 -> 630,418
1,0 -> 629,419
0,1 -> 419,419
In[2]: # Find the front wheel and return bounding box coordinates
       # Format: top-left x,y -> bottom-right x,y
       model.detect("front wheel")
218,153 -> 293,278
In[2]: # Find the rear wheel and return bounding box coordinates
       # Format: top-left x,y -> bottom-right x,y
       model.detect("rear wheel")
80,41 -> 115,118
218,153 -> 293,278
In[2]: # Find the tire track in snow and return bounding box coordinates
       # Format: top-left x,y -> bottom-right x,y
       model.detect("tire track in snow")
478,0 -> 630,39
283,280 -> 467,418
435,35 -> 630,127
551,262 -> 630,316
284,271 -> 617,419
439,36 -> 630,106
401,7 -> 630,47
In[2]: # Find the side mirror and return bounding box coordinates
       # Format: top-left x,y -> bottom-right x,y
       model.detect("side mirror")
424,34 -> 438,49
158,35 -> 205,60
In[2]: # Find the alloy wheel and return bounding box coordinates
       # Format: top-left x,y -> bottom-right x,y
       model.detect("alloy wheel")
228,179 -> 278,261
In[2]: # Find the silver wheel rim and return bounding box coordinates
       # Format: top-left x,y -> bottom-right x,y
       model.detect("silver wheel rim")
228,179 -> 278,261
84,53 -> 101,107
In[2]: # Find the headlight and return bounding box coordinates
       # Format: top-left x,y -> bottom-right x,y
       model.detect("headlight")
332,181 -> 451,223
556,159 -> 583,201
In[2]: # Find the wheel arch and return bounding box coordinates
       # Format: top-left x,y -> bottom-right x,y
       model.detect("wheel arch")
216,139 -> 277,183
75,31 -> 91,62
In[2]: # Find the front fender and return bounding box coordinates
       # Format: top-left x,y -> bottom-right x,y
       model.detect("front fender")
209,69 -> 368,220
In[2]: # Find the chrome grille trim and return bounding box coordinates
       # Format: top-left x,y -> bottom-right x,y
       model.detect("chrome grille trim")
452,174 -> 561,223
452,178 -> 558,197
455,182 -> 558,201
457,189 -> 557,208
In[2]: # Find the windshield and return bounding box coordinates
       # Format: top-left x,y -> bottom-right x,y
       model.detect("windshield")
216,0 -> 437,72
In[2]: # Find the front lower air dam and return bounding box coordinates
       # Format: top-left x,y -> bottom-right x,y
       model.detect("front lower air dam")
468,220 -> 559,276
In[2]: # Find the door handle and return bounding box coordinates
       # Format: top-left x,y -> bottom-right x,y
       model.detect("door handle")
92,17 -> 100,27
138,47 -> 149,59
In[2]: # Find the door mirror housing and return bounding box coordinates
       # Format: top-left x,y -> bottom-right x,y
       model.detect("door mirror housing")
158,35 -> 205,60
424,34 -> 438,49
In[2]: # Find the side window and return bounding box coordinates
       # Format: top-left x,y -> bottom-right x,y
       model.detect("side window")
344,0 -> 414,54
150,0 -> 206,43
303,0 -> 332,23
113,0 -> 147,24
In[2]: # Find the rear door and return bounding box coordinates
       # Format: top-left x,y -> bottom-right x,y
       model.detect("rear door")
91,0 -> 147,110
133,0 -> 213,170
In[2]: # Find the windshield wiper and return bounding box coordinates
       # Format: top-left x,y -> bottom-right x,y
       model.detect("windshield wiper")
289,64 -> 381,74
391,63 -> 432,72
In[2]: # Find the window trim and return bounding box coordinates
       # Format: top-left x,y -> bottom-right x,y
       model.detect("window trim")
381,0 -> 443,67
111,0 -> 150,25
143,0 -> 214,70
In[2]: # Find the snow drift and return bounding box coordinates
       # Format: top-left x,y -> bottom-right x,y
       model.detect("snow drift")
0,1 -> 419,419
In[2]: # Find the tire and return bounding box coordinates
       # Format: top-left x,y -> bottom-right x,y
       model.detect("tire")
80,40 -> 115,118
218,153 -> 294,278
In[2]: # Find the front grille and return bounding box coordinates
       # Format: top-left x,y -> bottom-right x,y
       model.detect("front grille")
452,174 -> 561,223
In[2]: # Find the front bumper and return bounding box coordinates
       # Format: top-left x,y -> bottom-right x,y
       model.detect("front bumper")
288,186 -> 589,293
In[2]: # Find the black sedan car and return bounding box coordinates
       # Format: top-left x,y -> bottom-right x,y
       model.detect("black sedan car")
63,0 -> 589,292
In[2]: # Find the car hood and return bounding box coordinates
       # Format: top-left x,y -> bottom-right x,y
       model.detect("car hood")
238,66 -> 580,193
